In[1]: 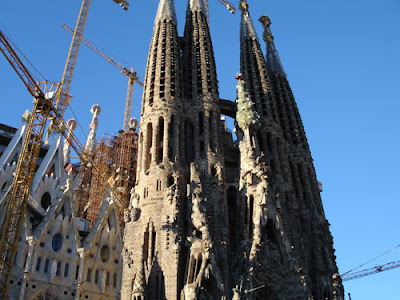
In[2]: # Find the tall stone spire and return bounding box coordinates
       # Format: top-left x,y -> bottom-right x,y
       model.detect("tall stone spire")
239,0 -> 257,41
183,0 -> 219,101
239,0 -> 277,122
245,11 -> 344,300
121,0 -> 186,299
259,14 -> 286,77
180,0 -> 230,298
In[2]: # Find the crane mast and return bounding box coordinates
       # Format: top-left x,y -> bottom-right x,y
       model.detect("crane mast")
62,24 -> 143,132
52,0 -> 92,120
46,0 -> 129,143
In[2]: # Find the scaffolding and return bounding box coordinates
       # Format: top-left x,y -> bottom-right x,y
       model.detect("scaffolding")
87,136 -> 113,228
74,128 -> 138,228
112,128 -> 138,222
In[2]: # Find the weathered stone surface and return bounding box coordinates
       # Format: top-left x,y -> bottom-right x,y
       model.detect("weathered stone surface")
122,0 -> 343,299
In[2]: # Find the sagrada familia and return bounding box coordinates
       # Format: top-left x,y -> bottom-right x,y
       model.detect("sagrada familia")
0,0 -> 344,299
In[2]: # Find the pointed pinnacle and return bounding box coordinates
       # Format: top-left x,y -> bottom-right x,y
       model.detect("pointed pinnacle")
155,0 -> 177,25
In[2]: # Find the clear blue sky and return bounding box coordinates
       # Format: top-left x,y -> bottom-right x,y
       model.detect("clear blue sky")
1,0 -> 399,298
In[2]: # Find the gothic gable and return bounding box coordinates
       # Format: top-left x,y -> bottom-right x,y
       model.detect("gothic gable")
80,198 -> 122,299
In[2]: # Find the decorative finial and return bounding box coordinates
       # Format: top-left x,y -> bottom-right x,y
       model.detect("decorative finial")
238,0 -> 249,15
155,0 -> 177,25
235,73 -> 260,132
259,15 -> 274,43
259,14 -> 286,76
84,104 -> 102,158
22,110 -> 31,123
235,73 -> 245,81
128,118 -> 138,131
63,119 -> 77,165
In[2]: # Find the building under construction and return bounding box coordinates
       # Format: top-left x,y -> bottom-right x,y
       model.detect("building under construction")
0,103 -> 138,299
0,0 -> 361,299
75,124 -> 138,228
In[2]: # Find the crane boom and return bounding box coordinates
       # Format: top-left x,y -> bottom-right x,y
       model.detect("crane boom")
0,32 -> 44,98
204,0 -> 236,23
62,24 -> 143,131
46,0 -> 129,143
61,24 -> 143,86
217,0 -> 236,13
341,260 -> 400,281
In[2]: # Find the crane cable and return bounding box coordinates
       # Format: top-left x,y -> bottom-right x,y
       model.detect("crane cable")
67,104 -> 88,140
0,21 -> 46,83
341,243 -> 400,276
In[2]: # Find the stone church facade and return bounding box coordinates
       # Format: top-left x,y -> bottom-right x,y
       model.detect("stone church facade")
122,0 -> 344,299
0,111 -> 124,300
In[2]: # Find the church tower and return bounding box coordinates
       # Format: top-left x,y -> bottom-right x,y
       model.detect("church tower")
121,1 -> 344,299
231,1 -> 344,298
121,1 -> 187,299
180,0 -> 230,298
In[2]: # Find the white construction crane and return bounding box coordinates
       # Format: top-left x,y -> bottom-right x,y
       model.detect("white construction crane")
341,259 -> 400,282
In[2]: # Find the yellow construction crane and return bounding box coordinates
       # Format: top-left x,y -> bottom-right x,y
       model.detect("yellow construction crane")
216,0 -> 236,13
0,0 -> 128,296
62,24 -> 143,132
0,29 -> 124,298
46,0 -> 129,143
0,30 -> 57,298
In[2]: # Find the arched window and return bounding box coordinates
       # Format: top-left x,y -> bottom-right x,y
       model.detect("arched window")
44,259 -> 49,273
248,195 -> 254,239
156,180 -> 162,191
168,176 -> 174,187
64,263 -> 69,278
145,123 -> 153,171
75,265 -> 80,280
100,245 -> 110,263
168,115 -> 175,161
106,272 -> 110,286
113,273 -> 117,288
95,269 -> 99,284
56,261 -> 61,276
87,268 -> 92,282
35,257 -> 41,272
41,192 -> 51,210
157,117 -> 164,163
52,233 -> 62,252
